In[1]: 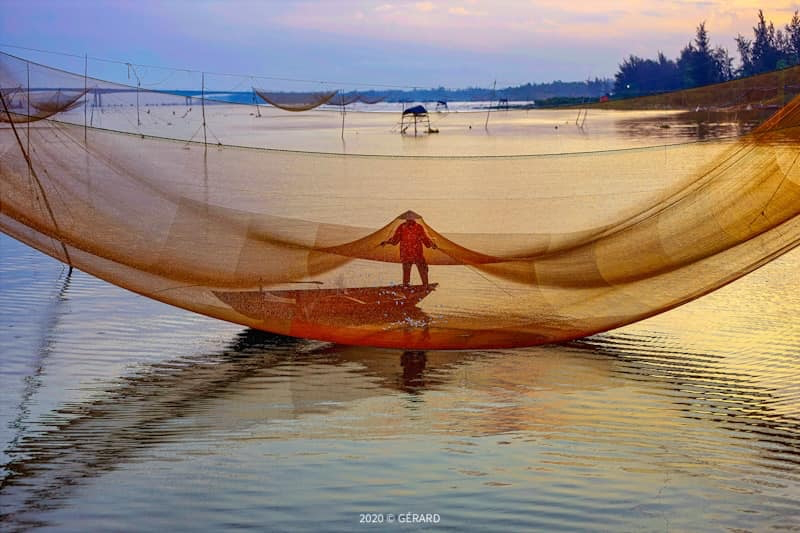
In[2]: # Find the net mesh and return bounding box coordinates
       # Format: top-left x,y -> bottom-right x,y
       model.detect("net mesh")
2,50 -> 800,348
254,88 -> 338,111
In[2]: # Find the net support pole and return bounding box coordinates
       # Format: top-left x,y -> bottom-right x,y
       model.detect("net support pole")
201,72 -> 207,150
26,62 -> 30,164
254,91 -> 260,117
485,79 -> 496,131
84,53 -> 88,144
127,63 -> 141,127
136,81 -> 141,127
341,100 -> 345,140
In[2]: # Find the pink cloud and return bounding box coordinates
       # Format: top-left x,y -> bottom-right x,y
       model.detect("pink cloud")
448,6 -> 487,16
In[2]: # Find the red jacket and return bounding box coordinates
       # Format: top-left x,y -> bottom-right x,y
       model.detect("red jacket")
387,221 -> 433,263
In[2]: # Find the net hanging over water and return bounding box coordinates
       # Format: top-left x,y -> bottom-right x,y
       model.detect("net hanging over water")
253,88 -> 338,112
2,50 -> 800,348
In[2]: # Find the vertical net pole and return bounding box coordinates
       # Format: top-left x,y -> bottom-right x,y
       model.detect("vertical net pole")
26,61 -> 30,162
136,69 -> 141,127
201,72 -> 207,149
252,82 -> 262,118
84,53 -> 88,143
128,63 -> 142,127
485,79 -> 496,130
341,97 -> 345,140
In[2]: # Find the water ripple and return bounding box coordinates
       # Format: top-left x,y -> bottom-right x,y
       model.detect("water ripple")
1,235 -> 799,531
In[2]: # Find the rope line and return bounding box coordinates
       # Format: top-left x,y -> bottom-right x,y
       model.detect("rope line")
0,43 -> 445,91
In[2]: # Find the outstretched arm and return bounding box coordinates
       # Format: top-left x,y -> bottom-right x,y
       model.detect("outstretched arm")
421,229 -> 437,249
381,226 -> 403,246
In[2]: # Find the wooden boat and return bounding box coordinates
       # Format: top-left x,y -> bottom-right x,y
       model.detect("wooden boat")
214,284 -> 437,325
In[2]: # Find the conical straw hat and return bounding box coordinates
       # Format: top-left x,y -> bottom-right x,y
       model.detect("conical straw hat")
398,210 -> 422,220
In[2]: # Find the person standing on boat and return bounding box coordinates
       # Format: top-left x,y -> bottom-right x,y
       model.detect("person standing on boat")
380,211 -> 437,287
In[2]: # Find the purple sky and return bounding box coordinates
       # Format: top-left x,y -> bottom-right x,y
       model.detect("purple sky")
2,1 -> 798,89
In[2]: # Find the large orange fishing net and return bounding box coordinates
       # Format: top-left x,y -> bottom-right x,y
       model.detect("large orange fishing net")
2,51 -> 800,348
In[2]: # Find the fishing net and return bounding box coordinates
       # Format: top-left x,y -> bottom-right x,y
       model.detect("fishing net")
0,58 -> 90,123
328,92 -> 385,106
253,88 -> 338,111
2,50 -> 800,348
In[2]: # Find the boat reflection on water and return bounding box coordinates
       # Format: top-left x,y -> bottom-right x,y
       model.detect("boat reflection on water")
2,324 -> 799,530
0,330 -> 463,528
0,330 -> 601,527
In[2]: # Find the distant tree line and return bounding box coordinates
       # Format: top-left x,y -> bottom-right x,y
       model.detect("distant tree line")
614,10 -> 800,98
229,10 -> 800,108
352,78 -> 613,105
203,78 -> 614,106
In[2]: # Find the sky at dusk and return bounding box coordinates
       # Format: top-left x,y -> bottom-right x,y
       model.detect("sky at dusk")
2,0 -> 800,89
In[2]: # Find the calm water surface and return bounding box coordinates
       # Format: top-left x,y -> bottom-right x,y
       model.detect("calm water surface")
2,235 -> 799,531
1,109 -> 799,531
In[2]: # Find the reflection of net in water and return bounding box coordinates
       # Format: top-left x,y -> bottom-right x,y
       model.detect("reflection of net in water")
2,50 -> 800,348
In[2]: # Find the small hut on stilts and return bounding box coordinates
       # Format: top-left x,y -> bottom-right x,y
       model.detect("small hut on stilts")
400,105 -> 438,136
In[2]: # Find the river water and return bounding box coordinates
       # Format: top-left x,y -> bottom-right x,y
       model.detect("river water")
1,109 -> 799,531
